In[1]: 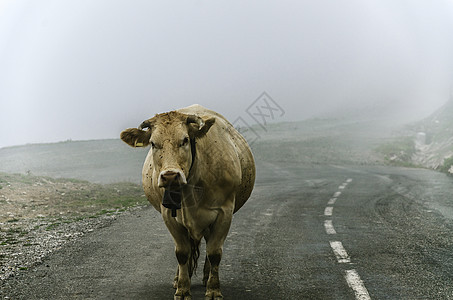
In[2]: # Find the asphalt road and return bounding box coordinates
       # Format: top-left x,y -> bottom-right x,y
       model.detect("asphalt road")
2,162 -> 453,299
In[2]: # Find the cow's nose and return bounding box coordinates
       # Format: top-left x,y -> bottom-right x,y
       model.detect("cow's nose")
158,169 -> 187,188
160,171 -> 180,186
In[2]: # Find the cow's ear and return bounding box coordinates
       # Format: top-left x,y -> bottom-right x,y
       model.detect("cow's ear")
120,128 -> 152,147
187,115 -> 215,138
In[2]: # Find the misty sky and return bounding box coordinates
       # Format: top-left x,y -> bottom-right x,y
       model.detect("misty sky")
1,0 -> 453,148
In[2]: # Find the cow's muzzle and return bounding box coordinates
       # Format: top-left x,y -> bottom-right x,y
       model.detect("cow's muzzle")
158,169 -> 187,188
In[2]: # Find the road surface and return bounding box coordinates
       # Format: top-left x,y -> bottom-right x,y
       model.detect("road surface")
2,162 -> 453,299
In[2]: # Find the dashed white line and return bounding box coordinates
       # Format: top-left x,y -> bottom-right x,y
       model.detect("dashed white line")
325,177 -> 369,299
345,269 -> 371,300
324,206 -> 333,216
327,197 -> 337,205
329,241 -> 351,263
324,220 -> 336,234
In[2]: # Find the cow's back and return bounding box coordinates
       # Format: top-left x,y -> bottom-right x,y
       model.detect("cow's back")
177,104 -> 255,213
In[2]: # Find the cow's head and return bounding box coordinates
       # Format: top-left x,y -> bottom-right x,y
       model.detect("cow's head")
120,111 -> 215,189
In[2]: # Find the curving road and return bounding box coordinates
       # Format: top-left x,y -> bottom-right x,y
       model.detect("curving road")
2,162 -> 453,299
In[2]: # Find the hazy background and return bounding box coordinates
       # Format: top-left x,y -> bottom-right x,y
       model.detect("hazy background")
1,0 -> 453,148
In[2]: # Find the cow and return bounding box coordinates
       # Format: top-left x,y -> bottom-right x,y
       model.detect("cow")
120,104 -> 255,299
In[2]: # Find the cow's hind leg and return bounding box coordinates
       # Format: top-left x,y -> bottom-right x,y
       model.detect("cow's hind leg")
202,255 -> 210,286
204,205 -> 233,300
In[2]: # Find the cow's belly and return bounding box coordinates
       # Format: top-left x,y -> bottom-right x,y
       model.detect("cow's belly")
177,206 -> 226,240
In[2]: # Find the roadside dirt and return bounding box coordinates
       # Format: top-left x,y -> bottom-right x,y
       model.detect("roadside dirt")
0,172 -> 147,281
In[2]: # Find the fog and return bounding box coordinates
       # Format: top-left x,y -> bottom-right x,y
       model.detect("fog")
1,0 -> 453,148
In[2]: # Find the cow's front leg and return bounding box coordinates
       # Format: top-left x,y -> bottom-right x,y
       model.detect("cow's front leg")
164,215 -> 193,300
174,242 -> 191,300
173,266 -> 179,289
204,205 -> 233,300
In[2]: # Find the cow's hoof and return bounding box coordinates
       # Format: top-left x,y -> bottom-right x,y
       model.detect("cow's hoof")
174,295 -> 192,300
205,290 -> 223,300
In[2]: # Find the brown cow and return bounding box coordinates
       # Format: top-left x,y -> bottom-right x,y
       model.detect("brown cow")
120,104 -> 255,299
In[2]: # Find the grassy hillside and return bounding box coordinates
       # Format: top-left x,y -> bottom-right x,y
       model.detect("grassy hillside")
370,97 -> 453,173
0,118 -> 397,185
0,140 -> 148,184
250,118 -> 393,166
0,172 -> 147,222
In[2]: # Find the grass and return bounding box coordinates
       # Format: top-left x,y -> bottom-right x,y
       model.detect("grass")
45,223 -> 61,231
60,182 -> 147,215
1,172 -> 147,216
375,137 -> 417,166
0,171 -> 149,240
0,176 -> 7,189
439,156 -> 453,175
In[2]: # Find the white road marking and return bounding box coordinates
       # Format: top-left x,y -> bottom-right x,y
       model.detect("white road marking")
263,208 -> 274,217
330,241 -> 351,263
325,177 -> 369,299
327,197 -> 337,205
324,220 -> 336,234
324,206 -> 333,216
345,269 -> 371,300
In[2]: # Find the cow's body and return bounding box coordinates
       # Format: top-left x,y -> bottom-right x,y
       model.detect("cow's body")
121,104 -> 255,299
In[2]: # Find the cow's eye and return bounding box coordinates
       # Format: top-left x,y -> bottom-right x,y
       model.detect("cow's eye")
181,137 -> 189,147
150,141 -> 156,148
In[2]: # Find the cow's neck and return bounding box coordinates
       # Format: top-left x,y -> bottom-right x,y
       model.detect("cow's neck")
162,138 -> 197,218
188,138 -> 196,174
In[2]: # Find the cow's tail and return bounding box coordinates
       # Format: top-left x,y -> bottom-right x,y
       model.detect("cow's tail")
188,237 -> 200,277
